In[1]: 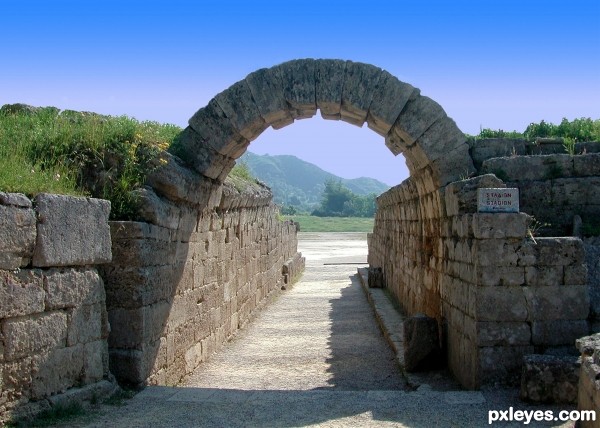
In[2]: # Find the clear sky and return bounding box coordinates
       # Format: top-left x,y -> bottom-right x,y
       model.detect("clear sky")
2,0 -> 599,186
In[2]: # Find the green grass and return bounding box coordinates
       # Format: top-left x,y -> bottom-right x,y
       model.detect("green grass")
0,104 -> 181,219
282,215 -> 374,232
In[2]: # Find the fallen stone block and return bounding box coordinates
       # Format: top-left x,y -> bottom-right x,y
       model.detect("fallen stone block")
403,313 -> 442,371
520,354 -> 579,404
367,267 -> 384,288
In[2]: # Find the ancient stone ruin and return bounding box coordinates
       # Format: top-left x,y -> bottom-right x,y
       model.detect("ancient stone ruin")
1,59 -> 599,422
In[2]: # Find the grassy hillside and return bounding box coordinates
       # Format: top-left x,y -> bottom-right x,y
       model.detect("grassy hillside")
239,152 -> 390,211
0,103 -> 181,219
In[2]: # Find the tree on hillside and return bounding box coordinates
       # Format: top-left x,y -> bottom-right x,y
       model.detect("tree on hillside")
312,179 -> 377,218
312,179 -> 353,216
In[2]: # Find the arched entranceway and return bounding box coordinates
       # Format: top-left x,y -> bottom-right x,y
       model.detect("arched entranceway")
109,59 -> 570,391
169,59 -> 475,188
167,57 -> 475,328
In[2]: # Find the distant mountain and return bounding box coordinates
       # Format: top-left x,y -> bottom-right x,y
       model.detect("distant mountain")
238,152 -> 390,212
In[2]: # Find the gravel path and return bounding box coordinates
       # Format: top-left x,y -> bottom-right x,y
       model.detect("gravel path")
57,233 -> 575,427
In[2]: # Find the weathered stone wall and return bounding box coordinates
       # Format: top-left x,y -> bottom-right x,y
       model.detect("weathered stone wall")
469,138 -> 600,171
576,334 -> 600,427
584,237 -> 600,332
369,172 -> 591,388
367,174 -> 445,320
0,193 -> 114,423
101,177 -> 304,387
480,152 -> 600,236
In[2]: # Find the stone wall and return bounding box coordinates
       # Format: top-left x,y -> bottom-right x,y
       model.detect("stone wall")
101,177 -> 304,387
1,177 -> 304,419
369,171 -> 591,388
585,237 -> 600,332
0,193 -> 115,423
576,334 -> 600,427
481,153 -> 600,236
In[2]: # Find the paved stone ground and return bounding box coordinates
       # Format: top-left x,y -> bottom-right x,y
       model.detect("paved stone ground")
57,233 -> 575,427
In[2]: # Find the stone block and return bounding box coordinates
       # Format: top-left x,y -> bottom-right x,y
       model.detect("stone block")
482,155 -> 575,182
188,99 -> 249,159
473,239 -> 519,267
109,220 -> 175,241
108,348 -> 147,386
367,267 -> 384,288
315,59 -> 345,120
552,177 -> 600,206
576,333 -> 600,356
2,311 -> 68,361
276,59 -> 317,119
46,379 -> 118,410
145,150 -> 223,206
479,345 -> 534,386
213,80 -> 267,141
477,286 -> 528,322
67,303 -> 104,346
384,131 -> 407,156
475,266 -> 525,286
169,127 -> 238,181
469,138 -> 527,170
471,213 -> 529,239
512,180 -> 552,212
444,174 -> 505,217
403,313 -> 442,371
132,186 -> 182,230
44,268 -> 105,310
107,301 -> 170,350
184,342 -> 203,374
1,355 -> 32,397
477,321 -> 531,346
101,264 -> 180,309
31,345 -> 84,399
367,70 -> 416,136
32,194 -> 111,267
0,203 -> 36,270
0,269 -> 44,318
523,285 -> 589,321
574,153 -> 600,177
531,320 -> 589,346
412,117 -> 467,166
0,192 -> 32,208
520,354 -> 579,404
390,95 -> 446,146
339,60 -> 383,126
430,143 -> 477,187
245,66 -> 293,128
525,266 -> 563,287
110,236 -> 178,268
82,340 -> 108,384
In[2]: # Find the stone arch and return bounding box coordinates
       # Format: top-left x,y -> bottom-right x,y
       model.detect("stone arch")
170,59 -> 475,190
157,59 -> 481,366
165,58 -> 477,327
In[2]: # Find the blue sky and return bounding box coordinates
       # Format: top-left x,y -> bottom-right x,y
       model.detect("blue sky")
2,0 -> 599,185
